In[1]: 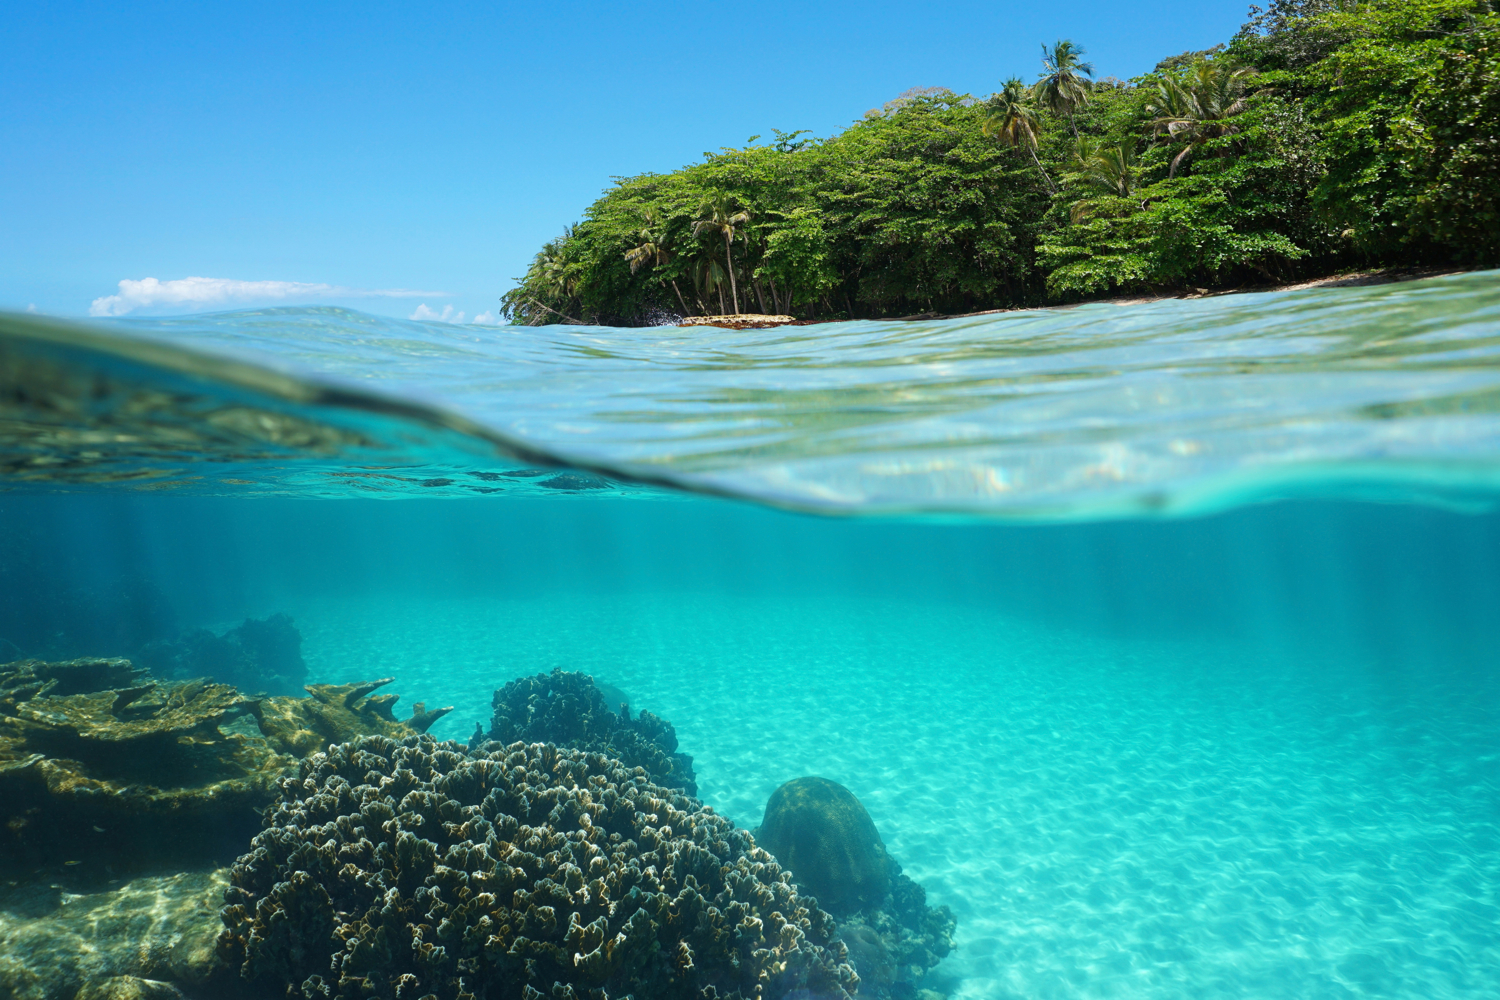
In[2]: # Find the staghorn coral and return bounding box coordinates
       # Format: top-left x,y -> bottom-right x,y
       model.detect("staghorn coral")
219,734 -> 858,1000
0,658 -> 447,874
490,668 -> 696,796
755,778 -> 955,998
257,677 -> 452,757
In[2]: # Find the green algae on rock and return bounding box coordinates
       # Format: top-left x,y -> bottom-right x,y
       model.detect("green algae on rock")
0,658 -> 449,874
0,868 -> 228,1000
755,777 -> 955,996
490,668 -> 697,796
219,734 -> 857,1000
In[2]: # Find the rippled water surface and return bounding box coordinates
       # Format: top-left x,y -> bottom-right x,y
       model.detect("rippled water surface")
5,269 -> 1500,514
2,274 -> 1499,999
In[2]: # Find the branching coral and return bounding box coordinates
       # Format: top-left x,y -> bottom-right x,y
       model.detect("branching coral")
219,734 -> 857,1000
490,669 -> 696,796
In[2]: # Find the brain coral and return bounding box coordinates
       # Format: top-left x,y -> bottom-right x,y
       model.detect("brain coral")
755,778 -> 955,997
490,668 -> 697,796
219,734 -> 857,1000
754,777 -> 890,917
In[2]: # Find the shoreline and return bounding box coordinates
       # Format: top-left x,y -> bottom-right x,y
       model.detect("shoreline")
679,266 -> 1482,329
884,265 -> 1484,323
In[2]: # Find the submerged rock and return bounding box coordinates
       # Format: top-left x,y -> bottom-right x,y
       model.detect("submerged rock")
756,777 -> 956,997
0,658 -> 449,874
139,613 -> 308,697
756,776 -> 891,915
219,734 -> 858,1000
0,868 -> 227,1000
490,668 -> 697,795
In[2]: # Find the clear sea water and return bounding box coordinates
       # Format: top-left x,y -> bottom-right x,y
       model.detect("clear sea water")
3,271 -> 1500,998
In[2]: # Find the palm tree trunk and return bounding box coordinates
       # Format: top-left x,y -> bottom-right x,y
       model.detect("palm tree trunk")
724,234 -> 740,314
670,279 -> 691,316
1027,145 -> 1057,194
717,281 -> 726,314
753,277 -> 768,314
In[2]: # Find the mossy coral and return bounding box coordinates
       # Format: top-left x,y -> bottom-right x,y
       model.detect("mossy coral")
490,668 -> 696,795
219,734 -> 858,1000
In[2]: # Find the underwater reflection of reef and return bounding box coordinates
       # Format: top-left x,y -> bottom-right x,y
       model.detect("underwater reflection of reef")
756,777 -> 956,999
489,668 -> 698,796
220,734 -> 858,1000
0,657 -> 449,875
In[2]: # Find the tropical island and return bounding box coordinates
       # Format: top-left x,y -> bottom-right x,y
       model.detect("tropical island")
500,0 -> 1498,327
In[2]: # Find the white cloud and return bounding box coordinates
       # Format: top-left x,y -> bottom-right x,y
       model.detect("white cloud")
26,304 -> 38,313
471,311 -> 501,325
89,277 -> 447,317
409,303 -> 467,323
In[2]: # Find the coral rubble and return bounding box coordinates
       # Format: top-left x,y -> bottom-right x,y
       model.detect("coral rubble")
220,734 -> 857,1000
0,658 -> 448,873
490,668 -> 696,796
756,777 -> 955,998
140,613 -> 308,696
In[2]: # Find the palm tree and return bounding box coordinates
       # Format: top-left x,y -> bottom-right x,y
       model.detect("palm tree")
693,254 -> 729,315
1066,138 -> 1143,222
1033,39 -> 1095,137
983,77 -> 1056,193
624,208 -> 692,315
692,194 -> 751,314
1146,60 -> 1259,177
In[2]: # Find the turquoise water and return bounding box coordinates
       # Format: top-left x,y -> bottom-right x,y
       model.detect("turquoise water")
3,274 -> 1500,998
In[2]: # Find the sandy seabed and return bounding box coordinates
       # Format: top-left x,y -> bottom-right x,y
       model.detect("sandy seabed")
284,589 -> 1500,1000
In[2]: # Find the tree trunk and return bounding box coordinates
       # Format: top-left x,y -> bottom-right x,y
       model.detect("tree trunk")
670,279 -> 691,316
768,275 -> 783,314
1028,145 -> 1057,194
717,280 -> 726,314
753,277 -> 768,314
724,234 -> 740,314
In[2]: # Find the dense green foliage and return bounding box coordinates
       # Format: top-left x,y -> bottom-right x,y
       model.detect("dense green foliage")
503,0 -> 1499,325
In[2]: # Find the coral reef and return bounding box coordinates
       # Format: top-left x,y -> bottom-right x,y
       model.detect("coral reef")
490,668 -> 697,796
755,777 -> 955,998
0,658 -> 448,874
0,869 -> 227,1000
219,734 -> 858,1000
258,677 -> 452,757
139,613 -> 308,696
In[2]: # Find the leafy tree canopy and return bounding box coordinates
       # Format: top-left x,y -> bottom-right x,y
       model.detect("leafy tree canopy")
503,0 -> 1498,325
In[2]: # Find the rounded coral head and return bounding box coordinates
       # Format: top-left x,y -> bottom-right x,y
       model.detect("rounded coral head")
756,776 -> 890,916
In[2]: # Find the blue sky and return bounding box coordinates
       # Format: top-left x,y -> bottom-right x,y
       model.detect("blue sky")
1,0 -> 1248,323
